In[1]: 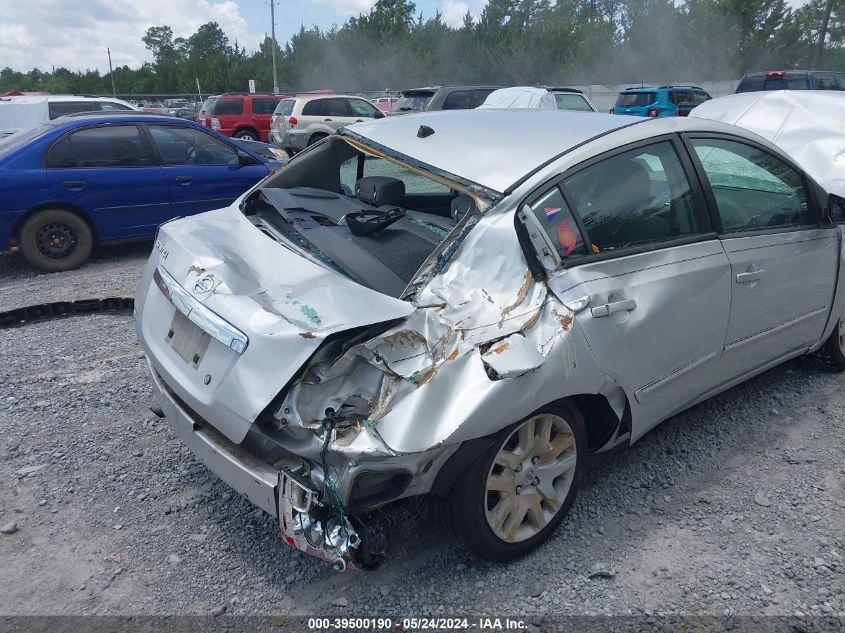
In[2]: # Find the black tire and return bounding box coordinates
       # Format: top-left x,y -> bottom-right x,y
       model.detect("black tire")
307,133 -> 328,147
19,209 -> 93,272
441,402 -> 587,563
810,318 -> 845,372
234,129 -> 258,141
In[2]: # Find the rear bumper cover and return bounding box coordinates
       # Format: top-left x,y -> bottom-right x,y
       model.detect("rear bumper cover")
150,364 -> 279,515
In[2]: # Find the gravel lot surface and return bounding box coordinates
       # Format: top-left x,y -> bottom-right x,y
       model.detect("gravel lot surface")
0,249 -> 843,623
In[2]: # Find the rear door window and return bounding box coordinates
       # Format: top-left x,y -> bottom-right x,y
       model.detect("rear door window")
251,98 -> 281,114
211,98 -> 243,115
562,141 -> 705,253
470,89 -> 495,108
527,186 -> 589,260
48,124 -> 154,168
815,74 -> 837,90
442,90 -> 470,110
301,100 -> 323,116
48,101 -> 100,119
323,98 -> 350,117
689,138 -> 812,233
99,101 -> 133,111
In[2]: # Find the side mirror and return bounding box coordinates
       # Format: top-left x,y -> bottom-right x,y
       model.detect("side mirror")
237,150 -> 260,167
829,194 -> 845,223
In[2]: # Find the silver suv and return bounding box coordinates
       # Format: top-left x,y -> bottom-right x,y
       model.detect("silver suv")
270,95 -> 384,152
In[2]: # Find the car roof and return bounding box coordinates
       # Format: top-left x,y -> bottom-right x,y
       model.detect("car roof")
742,70 -> 832,76
291,94 -> 368,102
51,112 -> 196,126
344,110 -> 642,193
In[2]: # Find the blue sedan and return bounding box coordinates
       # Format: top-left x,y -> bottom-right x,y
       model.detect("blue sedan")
0,113 -> 281,271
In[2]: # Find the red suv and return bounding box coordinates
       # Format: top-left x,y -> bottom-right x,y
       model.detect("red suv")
196,93 -> 286,142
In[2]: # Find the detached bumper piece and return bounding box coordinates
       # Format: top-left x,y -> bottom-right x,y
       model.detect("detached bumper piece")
278,470 -> 364,571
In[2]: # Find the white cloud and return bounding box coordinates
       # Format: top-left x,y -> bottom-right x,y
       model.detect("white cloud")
309,0 -> 375,17
441,0 -> 470,27
0,0 -> 263,72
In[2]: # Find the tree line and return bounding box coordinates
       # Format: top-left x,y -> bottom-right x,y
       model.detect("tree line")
2,0 -> 845,96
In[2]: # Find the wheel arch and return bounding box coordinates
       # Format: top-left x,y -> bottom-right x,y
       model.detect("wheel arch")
12,203 -> 100,246
429,391 -> 627,498
233,126 -> 259,139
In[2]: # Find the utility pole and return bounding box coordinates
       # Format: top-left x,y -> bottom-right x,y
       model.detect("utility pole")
270,0 -> 279,93
812,0 -> 835,69
107,47 -> 117,96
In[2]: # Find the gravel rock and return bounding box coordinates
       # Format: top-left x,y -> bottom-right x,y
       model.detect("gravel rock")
1,523 -> 18,535
753,492 -> 773,507
1,254 -> 844,618
211,605 -> 227,617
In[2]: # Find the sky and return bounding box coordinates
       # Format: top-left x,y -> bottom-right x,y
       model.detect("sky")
0,0 -> 815,75
0,0 -> 489,74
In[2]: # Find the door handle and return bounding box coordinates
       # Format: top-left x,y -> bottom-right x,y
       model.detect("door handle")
355,119 -> 364,122
736,268 -> 765,283
175,176 -> 194,184
591,298 -> 637,318
323,118 -> 333,122
62,180 -> 85,189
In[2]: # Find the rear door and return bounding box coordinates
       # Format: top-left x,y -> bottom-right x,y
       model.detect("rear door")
686,135 -> 838,378
249,97 -> 281,141
144,123 -> 267,217
538,138 -> 731,439
322,98 -> 356,131
441,90 -> 470,110
44,123 -> 171,238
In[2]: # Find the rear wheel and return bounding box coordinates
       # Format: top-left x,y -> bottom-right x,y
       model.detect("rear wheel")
234,129 -> 258,141
442,404 -> 586,562
817,316 -> 845,371
307,132 -> 328,147
19,209 -> 93,272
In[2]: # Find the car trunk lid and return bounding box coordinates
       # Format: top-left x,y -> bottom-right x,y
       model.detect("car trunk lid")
136,205 -> 414,444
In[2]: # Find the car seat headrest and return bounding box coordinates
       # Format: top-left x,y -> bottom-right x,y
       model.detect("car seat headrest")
356,176 -> 405,207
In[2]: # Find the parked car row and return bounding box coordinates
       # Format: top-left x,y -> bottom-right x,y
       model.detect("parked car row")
0,113 -> 286,271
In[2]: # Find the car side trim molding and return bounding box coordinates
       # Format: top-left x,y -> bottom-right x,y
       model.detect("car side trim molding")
635,349 -> 719,404
723,306 -> 827,352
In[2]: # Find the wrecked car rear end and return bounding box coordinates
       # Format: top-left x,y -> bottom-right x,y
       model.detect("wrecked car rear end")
135,110 -> 640,569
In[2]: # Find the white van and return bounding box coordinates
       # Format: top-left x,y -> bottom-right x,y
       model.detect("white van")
0,95 -> 138,137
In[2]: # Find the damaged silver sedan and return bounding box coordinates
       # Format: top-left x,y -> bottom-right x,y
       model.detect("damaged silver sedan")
135,110 -> 845,569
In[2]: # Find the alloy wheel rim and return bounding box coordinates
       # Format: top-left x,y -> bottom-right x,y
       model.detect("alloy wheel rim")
35,223 -> 77,259
484,413 -> 577,543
